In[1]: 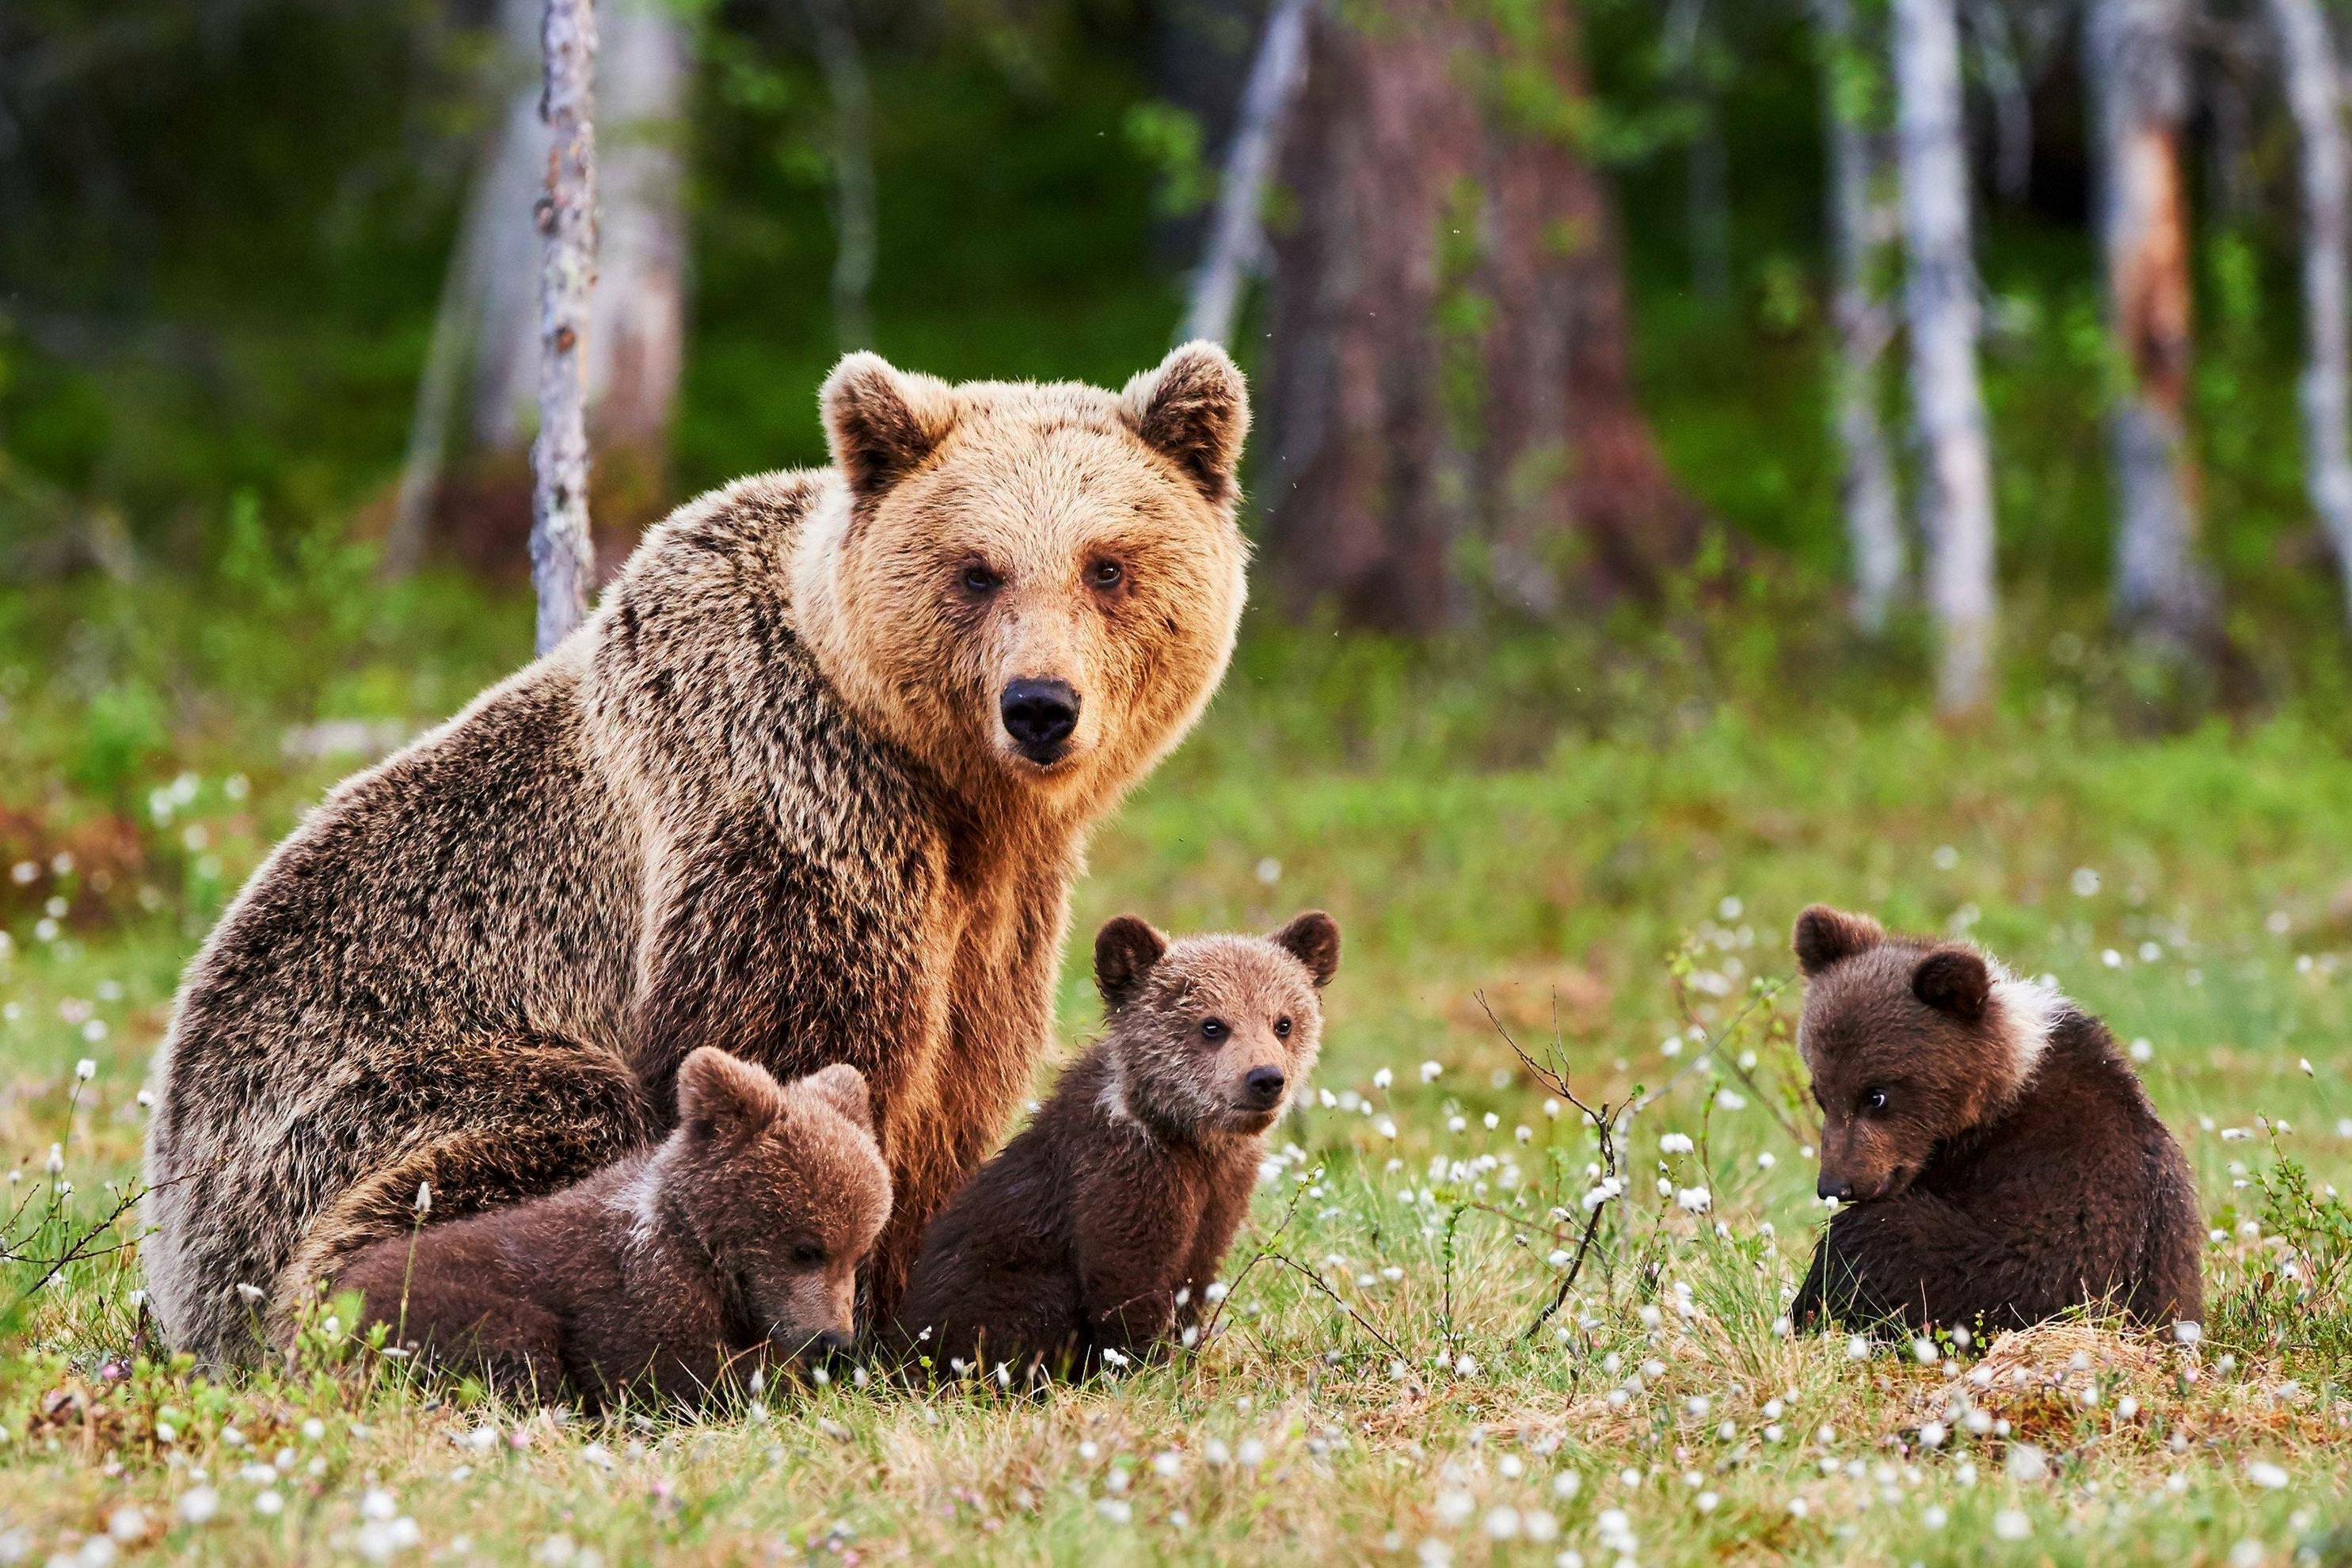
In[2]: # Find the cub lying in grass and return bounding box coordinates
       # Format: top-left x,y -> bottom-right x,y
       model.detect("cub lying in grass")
343,1050 -> 889,1408
894,911 -> 1339,1378
1788,904 -> 2202,1335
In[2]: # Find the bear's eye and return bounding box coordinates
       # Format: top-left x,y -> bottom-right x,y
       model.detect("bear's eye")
1087,558 -> 1125,591
1860,1088 -> 1890,1113
1200,1018 -> 1227,1041
790,1241 -> 827,1267
1273,1016 -> 1292,1038
960,563 -> 1003,596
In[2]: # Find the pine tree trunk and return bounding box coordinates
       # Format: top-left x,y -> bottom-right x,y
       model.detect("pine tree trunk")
1893,0 -> 1998,713
2087,0 -> 2210,647
2270,0 -> 2352,627
1259,0 -> 1695,631
532,0 -> 598,656
1816,0 -> 1905,633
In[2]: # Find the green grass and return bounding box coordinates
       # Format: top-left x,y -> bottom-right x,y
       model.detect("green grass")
2,575 -> 2350,1565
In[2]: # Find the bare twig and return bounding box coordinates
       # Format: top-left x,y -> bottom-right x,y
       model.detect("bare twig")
1267,1252 -> 1410,1364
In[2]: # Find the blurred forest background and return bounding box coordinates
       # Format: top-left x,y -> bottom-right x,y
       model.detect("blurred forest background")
17,0 -> 2352,723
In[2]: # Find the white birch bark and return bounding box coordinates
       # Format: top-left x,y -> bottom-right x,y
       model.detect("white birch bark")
1816,0 -> 1905,633
532,0 -> 598,656
2272,0 -> 2352,626
2087,0 -> 2209,645
1180,0 -> 1313,347
1893,0 -> 1998,713
805,0 -> 877,351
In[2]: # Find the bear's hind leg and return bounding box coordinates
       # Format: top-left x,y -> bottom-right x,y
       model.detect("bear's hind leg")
267,1033 -> 653,1343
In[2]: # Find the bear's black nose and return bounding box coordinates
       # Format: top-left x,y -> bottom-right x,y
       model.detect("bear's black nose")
1000,679 -> 1079,763
1243,1066 -> 1286,1107
1817,1176 -> 1853,1203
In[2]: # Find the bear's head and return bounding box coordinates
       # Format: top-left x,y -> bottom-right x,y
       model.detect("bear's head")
1093,911 -> 1339,1138
794,344 -> 1250,819
1791,904 -> 2062,1205
661,1049 -> 892,1358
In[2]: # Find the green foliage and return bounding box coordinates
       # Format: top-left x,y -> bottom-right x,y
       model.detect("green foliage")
1122,102 -> 1215,219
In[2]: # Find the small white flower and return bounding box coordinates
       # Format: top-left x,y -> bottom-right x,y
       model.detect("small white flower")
2173,1320 -> 2203,1346
234,1283 -> 265,1305
1434,1490 -> 1476,1528
1992,1509 -> 2030,1541
1482,1506 -> 1520,1540
1659,1133 -> 1694,1155
2006,1444 -> 2048,1483
413,1182 -> 432,1216
1845,1335 -> 1870,1361
1917,1421 -> 1946,1448
177,1488 -> 219,1526
2071,867 -> 2101,896
1453,1353 -> 1478,1378
253,1490 -> 284,1517
1372,1068 -> 1393,1090
74,1058 -> 96,1082
1419,1060 -> 1443,1083
1675,1186 -> 1711,1213
2248,1460 -> 2289,1490
360,1489 -> 397,1521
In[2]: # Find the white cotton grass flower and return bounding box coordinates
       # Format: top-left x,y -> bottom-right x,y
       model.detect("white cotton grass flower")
234,1283 -> 265,1306
1433,1490 -> 1476,1528
413,1182 -> 432,1216
1372,1067 -> 1393,1090
74,1058 -> 96,1082
2247,1460 -> 2290,1490
1658,1133 -> 1694,1155
253,1490 -> 284,1517
105,1508 -> 145,1545
1992,1509 -> 2031,1540
1419,1060 -> 1443,1083
2005,1444 -> 2049,1483
1674,1186 -> 1711,1213
2174,1320 -> 2203,1346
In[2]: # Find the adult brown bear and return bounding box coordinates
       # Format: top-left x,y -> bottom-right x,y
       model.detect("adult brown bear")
142,344 -> 1251,1362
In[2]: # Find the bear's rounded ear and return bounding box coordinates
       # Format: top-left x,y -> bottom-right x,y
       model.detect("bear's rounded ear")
820,352 -> 956,497
677,1047 -> 784,1141
1271,910 -> 1342,988
1094,915 -> 1170,1008
1121,341 -> 1250,507
1912,947 -> 1992,1020
1793,904 -> 1886,977
798,1062 -> 874,1135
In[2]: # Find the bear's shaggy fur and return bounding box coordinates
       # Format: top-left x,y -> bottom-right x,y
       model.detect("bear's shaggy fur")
893,911 -> 1338,1376
1787,904 -> 2203,1334
339,1052 -> 889,1409
143,344 -> 1251,1361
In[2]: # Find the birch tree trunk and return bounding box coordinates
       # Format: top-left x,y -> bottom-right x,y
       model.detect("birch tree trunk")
2087,0 -> 2210,647
2271,0 -> 2352,626
805,0 -> 877,351
1893,0 -> 1998,713
532,0 -> 597,656
1181,0 -> 1313,347
1816,0 -> 1905,633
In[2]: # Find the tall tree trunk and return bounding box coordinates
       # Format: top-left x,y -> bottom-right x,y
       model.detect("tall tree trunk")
1260,0 -> 1696,631
2271,0 -> 2352,626
584,0 -> 689,539
1893,0 -> 1998,714
2087,0 -> 2210,647
805,0 -> 877,352
1182,0 -> 1314,348
1816,0 -> 1906,633
533,0 -> 598,656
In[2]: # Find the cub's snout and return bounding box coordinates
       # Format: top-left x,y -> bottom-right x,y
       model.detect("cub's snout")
1000,678 -> 1081,764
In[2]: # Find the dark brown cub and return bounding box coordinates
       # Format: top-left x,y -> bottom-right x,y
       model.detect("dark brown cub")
893,910 -> 1341,1377
1789,904 -> 2202,1335
341,1050 -> 891,1408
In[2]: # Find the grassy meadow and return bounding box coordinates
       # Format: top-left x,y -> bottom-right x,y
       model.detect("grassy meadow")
2,567 -> 2350,1566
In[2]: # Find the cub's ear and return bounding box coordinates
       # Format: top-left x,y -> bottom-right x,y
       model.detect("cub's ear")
1271,910 -> 1342,988
1121,341 -> 1250,505
820,352 -> 957,497
1094,915 -> 1170,1008
1912,947 -> 1992,1020
677,1047 -> 784,1142
1793,904 -> 1886,977
797,1062 -> 873,1134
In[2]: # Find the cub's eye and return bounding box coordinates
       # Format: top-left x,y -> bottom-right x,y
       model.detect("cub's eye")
1860,1089 -> 1890,1113
960,564 -> 1003,596
1088,558 -> 1124,590
790,1242 -> 827,1267
1273,1016 -> 1292,1038
1200,1018 -> 1227,1041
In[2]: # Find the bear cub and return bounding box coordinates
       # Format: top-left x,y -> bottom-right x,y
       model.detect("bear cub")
1788,904 -> 2202,1335
342,1049 -> 890,1408
894,910 -> 1340,1377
